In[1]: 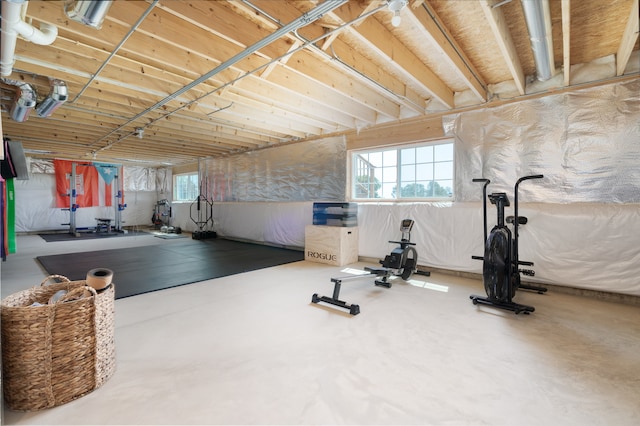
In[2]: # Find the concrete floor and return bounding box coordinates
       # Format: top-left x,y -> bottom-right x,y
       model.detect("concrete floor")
1,233 -> 639,425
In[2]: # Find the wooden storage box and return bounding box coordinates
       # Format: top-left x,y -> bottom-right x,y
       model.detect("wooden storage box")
305,225 -> 359,266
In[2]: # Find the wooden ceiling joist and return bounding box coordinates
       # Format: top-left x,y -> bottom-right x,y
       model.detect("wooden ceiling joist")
616,0 -> 640,76
0,0 -> 635,166
407,1 -> 488,102
479,0 -> 526,95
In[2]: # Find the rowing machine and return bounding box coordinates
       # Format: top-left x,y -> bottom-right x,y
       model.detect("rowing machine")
311,267 -> 391,315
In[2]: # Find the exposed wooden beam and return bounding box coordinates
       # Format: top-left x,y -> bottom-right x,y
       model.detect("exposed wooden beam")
328,6 -> 455,108
260,39 -> 302,78
16,18 -> 356,138
347,116 -> 445,150
407,1 -> 488,102
562,0 -> 571,86
479,0 -> 526,95
154,0 -> 400,121
616,0 -> 639,76
4,0 -> 636,167
322,38 -> 426,115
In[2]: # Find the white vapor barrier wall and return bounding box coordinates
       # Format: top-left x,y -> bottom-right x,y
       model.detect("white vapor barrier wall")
167,137 -> 345,245
158,197 -> 640,296
427,79 -> 639,296
13,162 -> 165,232
171,202 -> 313,247
357,202 -> 640,296
28,158 -> 171,193
446,79 -> 640,203
199,136 -> 347,202
168,136 -> 346,246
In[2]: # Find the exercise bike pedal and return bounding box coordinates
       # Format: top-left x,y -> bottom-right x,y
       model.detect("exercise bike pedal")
506,215 -> 528,225
520,283 -> 548,294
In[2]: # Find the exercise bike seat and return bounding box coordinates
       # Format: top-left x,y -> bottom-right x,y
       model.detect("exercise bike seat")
506,216 -> 528,225
488,192 -> 510,206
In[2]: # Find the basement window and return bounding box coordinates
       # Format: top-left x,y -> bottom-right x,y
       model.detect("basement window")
173,172 -> 199,202
351,141 -> 454,200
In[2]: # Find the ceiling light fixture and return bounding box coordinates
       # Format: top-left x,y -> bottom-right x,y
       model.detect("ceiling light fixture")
388,0 -> 408,28
134,127 -> 144,139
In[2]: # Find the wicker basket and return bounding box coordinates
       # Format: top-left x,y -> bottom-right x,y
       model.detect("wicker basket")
1,275 -> 116,411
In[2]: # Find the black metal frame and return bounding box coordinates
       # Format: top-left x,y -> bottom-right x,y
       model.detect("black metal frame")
311,218 -> 431,315
311,267 -> 391,315
376,218 -> 429,285
470,175 -> 546,314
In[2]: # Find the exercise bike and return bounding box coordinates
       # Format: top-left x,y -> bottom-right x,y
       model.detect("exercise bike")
470,175 -> 547,314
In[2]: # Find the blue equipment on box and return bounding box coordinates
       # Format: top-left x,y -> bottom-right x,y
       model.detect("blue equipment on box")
312,202 -> 357,227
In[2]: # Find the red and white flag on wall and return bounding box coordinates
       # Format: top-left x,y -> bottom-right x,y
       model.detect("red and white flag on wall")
54,160 -> 123,208
54,159 -> 98,208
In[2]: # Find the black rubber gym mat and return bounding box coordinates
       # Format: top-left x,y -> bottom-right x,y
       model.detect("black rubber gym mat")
36,238 -> 304,299
38,230 -> 148,242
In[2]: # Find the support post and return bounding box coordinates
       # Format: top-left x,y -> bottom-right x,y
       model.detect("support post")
69,162 -> 78,236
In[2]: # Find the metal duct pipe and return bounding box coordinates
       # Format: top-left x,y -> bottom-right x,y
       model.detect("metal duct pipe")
36,79 -> 68,117
9,81 -> 36,122
71,0 -> 158,103
64,0 -> 113,30
521,0 -> 556,81
1,0 -> 58,76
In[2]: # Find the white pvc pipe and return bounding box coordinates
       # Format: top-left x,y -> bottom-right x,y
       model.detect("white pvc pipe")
1,0 -> 57,76
0,1 -> 24,76
14,20 -> 57,45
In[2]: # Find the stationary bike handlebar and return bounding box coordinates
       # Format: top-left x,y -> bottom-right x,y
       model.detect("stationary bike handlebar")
514,174 -> 544,213
515,174 -> 543,187
513,174 -> 543,269
472,178 -> 491,243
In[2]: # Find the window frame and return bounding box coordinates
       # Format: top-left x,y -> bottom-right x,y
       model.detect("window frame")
172,172 -> 199,203
349,139 -> 455,202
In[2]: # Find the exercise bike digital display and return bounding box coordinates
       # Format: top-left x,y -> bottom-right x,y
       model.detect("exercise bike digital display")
400,219 -> 414,232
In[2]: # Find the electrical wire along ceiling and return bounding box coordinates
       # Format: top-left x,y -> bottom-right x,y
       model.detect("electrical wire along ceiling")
0,0 -> 638,166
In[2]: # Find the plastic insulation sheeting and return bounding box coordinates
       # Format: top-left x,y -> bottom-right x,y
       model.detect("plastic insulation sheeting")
445,79 -> 640,204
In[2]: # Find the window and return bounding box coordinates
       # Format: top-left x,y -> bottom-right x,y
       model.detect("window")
352,141 -> 454,200
173,172 -> 199,202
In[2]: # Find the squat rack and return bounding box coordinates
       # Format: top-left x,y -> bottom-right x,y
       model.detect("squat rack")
62,161 -> 126,236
